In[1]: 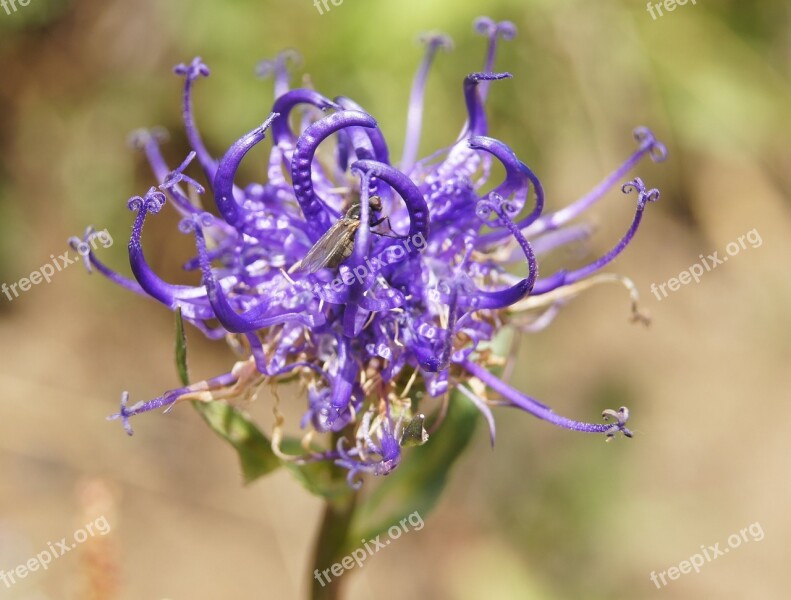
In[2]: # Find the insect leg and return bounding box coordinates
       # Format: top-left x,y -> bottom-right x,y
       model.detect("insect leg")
371,216 -> 407,239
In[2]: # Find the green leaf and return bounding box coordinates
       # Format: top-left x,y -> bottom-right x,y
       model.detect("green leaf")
175,307 -> 190,387
174,308 -> 281,485
192,401 -> 282,484
348,392 -> 479,546
280,437 -> 354,500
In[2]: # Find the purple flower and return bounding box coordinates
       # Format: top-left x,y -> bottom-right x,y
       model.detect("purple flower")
77,17 -> 666,488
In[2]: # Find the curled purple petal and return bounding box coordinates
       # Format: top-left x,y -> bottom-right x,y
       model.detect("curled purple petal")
79,17 -> 664,486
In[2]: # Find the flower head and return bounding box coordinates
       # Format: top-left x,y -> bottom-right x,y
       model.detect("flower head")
79,18 -> 666,488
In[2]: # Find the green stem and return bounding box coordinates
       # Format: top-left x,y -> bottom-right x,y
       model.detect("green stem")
310,485 -> 359,600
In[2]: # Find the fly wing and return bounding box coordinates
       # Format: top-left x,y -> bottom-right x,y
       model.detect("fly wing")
293,220 -> 359,273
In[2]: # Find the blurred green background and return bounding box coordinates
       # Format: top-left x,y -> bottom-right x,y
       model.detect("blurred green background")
1,0 -> 790,598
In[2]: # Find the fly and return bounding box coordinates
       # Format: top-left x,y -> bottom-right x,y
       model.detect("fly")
291,196 -> 397,274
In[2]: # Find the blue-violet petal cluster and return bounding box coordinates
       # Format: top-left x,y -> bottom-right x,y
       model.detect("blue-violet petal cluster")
76,17 -> 667,488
